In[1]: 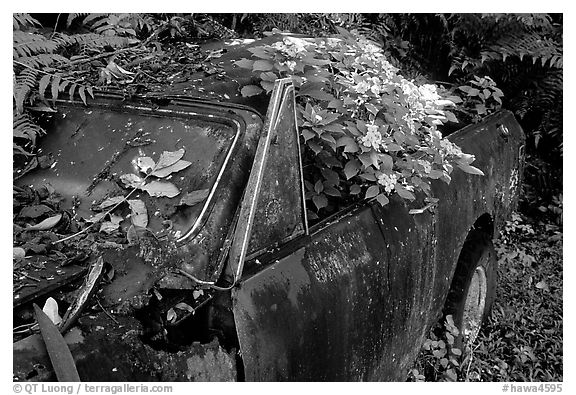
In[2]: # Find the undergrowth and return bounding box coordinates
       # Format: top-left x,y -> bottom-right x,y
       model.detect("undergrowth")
410,209 -> 563,382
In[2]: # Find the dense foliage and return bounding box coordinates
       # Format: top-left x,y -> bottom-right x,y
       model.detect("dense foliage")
236,32 -> 485,215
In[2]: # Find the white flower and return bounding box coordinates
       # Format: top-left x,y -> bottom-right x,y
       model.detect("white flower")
360,125 -> 383,150
418,84 -> 441,103
377,173 -> 397,193
354,80 -> 371,94
418,160 -> 432,174
441,140 -> 461,156
402,113 -> 417,134
370,77 -> 381,95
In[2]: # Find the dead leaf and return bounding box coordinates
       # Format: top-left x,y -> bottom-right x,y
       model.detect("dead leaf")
156,149 -> 185,170
33,304 -> 80,382
179,189 -> 210,207
99,222 -> 119,234
60,256 -> 104,333
25,214 -> 62,231
136,156 -> 156,174
120,173 -> 145,189
19,204 -> 53,219
175,302 -> 194,312
13,247 -> 26,261
99,214 -> 123,234
86,212 -> 106,223
193,289 -> 204,299
126,225 -> 155,246
128,199 -> 148,228
166,308 -> 177,323
142,181 -> 180,198
42,297 -> 62,326
106,60 -> 135,80
98,196 -> 125,210
151,159 -> 192,178
535,280 -> 550,291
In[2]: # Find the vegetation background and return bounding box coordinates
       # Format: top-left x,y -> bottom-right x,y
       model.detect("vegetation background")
12,12 -> 563,381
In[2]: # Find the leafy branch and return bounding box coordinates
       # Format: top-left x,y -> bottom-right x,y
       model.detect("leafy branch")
53,149 -> 191,244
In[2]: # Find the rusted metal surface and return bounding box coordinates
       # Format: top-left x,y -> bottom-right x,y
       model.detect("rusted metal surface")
246,81 -> 307,256
225,78 -> 303,284
13,314 -> 237,381
231,109 -> 525,381
14,95 -> 262,382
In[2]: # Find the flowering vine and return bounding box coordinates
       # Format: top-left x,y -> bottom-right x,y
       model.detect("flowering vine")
236,31 -> 485,215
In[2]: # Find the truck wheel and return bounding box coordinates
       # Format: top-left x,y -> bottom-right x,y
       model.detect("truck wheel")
444,231 -> 497,348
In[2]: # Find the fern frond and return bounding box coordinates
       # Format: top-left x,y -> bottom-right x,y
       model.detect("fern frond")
13,31 -> 58,58
53,32 -> 136,50
66,13 -> 90,27
82,13 -> 109,26
15,54 -> 69,69
13,111 -> 45,147
14,68 -> 39,113
484,31 -> 562,68
13,13 -> 41,30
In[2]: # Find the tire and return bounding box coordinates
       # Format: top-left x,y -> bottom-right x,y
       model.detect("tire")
444,230 -> 497,348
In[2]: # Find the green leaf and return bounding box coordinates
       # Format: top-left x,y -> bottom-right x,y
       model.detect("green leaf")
444,111 -> 458,123
395,185 -> 416,201
301,129 -> 316,142
241,85 -> 264,97
38,74 -> 51,102
247,46 -> 271,59
379,154 -> 393,171
312,194 -> 328,210
428,169 -> 444,179
68,83 -> 77,101
51,74 -> 61,105
376,193 -> 389,206
298,82 -> 335,102
321,168 -> 340,185
234,58 -> 254,69
142,181 -> 180,198
253,60 -> 274,72
324,186 -> 341,197
365,185 -> 380,199
350,184 -> 361,195
344,160 -> 360,179
79,86 -> 87,105
458,163 -> 485,176
260,71 -> 278,82
260,80 -> 275,93
307,141 -> 323,155
336,136 -> 358,153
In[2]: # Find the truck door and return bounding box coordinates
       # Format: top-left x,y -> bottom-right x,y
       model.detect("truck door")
229,79 -> 438,381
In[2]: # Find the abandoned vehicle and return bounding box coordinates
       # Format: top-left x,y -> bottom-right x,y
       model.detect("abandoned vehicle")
13,35 -> 525,381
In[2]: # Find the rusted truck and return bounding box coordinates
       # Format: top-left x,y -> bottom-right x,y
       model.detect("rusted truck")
13,36 -> 525,381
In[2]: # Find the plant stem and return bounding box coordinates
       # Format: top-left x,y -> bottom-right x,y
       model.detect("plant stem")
52,181 -> 143,245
